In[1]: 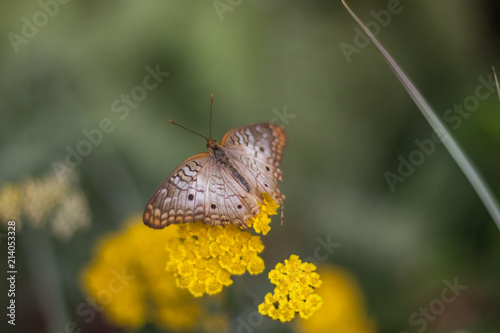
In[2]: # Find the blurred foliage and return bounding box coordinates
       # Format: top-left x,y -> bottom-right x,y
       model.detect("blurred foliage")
296,263 -> 375,333
1,1 -> 500,332
82,216 -> 223,332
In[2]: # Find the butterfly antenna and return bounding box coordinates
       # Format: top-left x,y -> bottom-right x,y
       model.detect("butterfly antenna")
168,120 -> 207,140
209,93 -> 214,139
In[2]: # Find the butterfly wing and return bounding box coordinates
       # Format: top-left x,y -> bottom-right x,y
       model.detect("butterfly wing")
143,153 -> 260,229
221,123 -> 287,206
209,164 -> 260,227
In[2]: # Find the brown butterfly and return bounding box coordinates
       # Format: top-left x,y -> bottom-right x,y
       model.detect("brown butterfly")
143,98 -> 286,229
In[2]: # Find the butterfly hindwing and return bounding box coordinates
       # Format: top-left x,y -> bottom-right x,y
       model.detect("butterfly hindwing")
210,165 -> 260,226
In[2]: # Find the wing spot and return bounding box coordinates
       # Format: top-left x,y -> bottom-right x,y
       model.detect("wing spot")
211,203 -> 217,209
188,194 -> 194,201
259,147 -> 265,152
264,183 -> 269,187
265,166 -> 270,171
237,204 -> 243,209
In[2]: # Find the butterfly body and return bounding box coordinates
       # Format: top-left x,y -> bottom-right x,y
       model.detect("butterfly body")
143,123 -> 286,229
207,139 -> 252,193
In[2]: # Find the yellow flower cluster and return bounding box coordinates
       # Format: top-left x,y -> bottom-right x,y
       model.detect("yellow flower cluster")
83,217 -> 226,332
0,184 -> 22,222
164,194 -> 279,297
258,255 -> 322,322
166,222 -> 265,297
246,193 -> 280,235
0,171 -> 90,240
296,264 -> 375,333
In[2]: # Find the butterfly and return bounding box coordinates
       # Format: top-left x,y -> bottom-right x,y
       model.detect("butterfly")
143,120 -> 286,229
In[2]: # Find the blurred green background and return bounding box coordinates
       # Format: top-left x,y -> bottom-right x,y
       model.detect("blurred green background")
1,0 -> 500,332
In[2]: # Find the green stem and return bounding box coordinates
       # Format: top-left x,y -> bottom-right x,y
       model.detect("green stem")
22,228 -> 70,332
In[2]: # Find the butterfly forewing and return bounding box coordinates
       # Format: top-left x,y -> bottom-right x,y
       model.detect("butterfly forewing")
144,153 -> 210,228
221,123 -> 286,167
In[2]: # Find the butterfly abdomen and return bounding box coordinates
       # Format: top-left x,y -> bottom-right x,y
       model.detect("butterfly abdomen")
227,166 -> 251,192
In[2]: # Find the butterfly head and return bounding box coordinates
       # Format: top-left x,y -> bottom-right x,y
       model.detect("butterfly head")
206,138 -> 219,151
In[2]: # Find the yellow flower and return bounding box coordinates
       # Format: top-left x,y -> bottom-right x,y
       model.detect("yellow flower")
82,216 -> 207,331
0,184 -> 22,222
0,171 -> 90,240
296,264 -> 376,333
247,193 -> 279,235
165,194 -> 278,297
166,222 -> 265,297
23,174 -> 67,227
51,191 -> 90,240
258,255 -> 323,322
